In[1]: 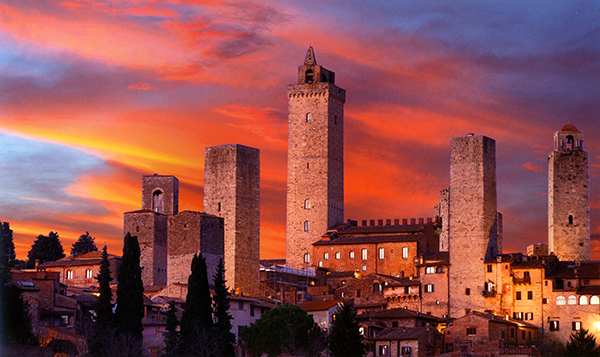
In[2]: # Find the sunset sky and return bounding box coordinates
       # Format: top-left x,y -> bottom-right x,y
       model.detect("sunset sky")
1,1 -> 599,261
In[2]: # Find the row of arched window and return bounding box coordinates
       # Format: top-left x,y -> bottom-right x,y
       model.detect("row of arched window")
556,295 -> 600,305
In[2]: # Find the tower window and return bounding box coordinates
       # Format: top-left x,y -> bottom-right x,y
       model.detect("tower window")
378,248 -> 384,260
335,252 -> 340,259
465,288 -> 471,296
218,202 -> 221,212
152,190 -> 164,213
305,70 -> 313,83
304,221 -> 309,232
402,247 -> 408,259
361,248 -> 367,260
324,252 -> 329,260
304,199 -> 311,209
334,115 -> 337,125
349,251 -> 355,259
565,135 -> 574,151
568,215 -> 573,224
307,163 -> 310,169
304,253 -> 310,263
306,113 -> 312,122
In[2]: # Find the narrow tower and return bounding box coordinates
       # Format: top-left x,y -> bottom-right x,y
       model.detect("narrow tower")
204,144 -> 260,295
548,124 -> 590,261
286,47 -> 345,269
448,134 -> 499,317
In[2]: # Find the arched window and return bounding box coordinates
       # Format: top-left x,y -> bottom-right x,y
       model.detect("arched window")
304,221 -> 309,232
373,283 -> 380,292
305,70 -> 314,83
436,266 -> 445,273
591,296 -> 600,305
565,135 -> 574,151
580,295 -> 588,305
556,296 -> 566,305
335,252 -> 340,259
349,251 -> 355,259
303,253 -> 310,263
568,295 -> 577,305
304,199 -> 311,209
152,190 -> 163,213
306,113 -> 312,122
324,252 -> 329,260
361,248 -> 367,260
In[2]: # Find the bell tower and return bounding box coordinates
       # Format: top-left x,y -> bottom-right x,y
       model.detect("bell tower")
286,47 -> 345,269
548,124 -> 590,261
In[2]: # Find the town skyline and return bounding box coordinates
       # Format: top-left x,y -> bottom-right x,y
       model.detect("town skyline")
1,1 -> 599,260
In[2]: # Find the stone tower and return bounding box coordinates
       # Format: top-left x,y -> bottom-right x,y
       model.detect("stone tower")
204,144 -> 260,295
286,46 -> 346,269
548,124 -> 590,261
124,174 -> 179,287
448,135 -> 500,317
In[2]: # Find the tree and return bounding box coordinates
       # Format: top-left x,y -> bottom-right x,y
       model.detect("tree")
212,259 -> 235,357
328,301 -> 365,357
71,231 -> 98,255
88,245 -> 114,357
163,301 -> 180,357
564,328 -> 600,357
240,304 -> 326,357
26,231 -> 65,268
114,233 -> 144,357
179,253 -> 214,356
0,222 -> 16,267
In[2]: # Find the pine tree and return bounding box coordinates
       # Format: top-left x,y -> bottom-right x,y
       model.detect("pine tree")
328,301 -> 366,357
26,231 -> 65,268
179,253 -> 214,356
163,301 -> 180,357
564,328 -> 600,357
0,222 -> 16,267
114,233 -> 144,357
212,259 -> 235,357
88,245 -> 114,357
71,231 -> 98,255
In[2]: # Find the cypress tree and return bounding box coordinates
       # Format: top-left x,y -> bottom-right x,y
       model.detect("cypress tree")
564,328 -> 600,357
163,301 -> 180,357
114,233 -> 144,357
328,301 -> 366,357
0,222 -> 16,267
88,245 -> 114,357
212,259 -> 235,357
179,253 -> 213,356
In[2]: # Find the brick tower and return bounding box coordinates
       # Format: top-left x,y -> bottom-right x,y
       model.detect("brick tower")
548,124 -> 590,261
124,174 -> 178,287
204,144 -> 260,295
448,135 -> 500,317
286,46 -> 345,269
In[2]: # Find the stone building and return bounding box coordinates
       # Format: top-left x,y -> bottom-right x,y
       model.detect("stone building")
548,123 -> 590,261
39,250 -> 120,288
204,144 -> 260,295
286,46 -> 346,269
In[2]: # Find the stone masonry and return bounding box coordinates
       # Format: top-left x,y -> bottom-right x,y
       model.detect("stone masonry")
548,124 -> 590,261
448,135 -> 499,317
142,174 -> 179,216
286,46 -> 345,269
204,144 -> 260,295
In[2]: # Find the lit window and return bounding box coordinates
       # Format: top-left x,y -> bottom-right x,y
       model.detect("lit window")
379,345 -> 388,356
550,320 -> 560,331
556,296 -> 566,305
349,251 -> 355,259
425,267 -> 435,274
591,296 -> 600,305
304,253 -> 310,263
402,247 -> 408,259
568,295 -> 577,305
525,312 -> 533,320
335,252 -> 340,259
425,284 -> 434,293
362,265 -> 367,271
67,270 -> 73,280
318,261 -> 323,267
573,321 -> 582,331
324,252 -> 329,260
304,199 -> 311,209
304,221 -> 309,232
361,248 -> 367,260
306,113 -> 312,122
378,248 -> 384,260
401,346 -> 411,355
86,269 -> 93,279
513,312 -> 523,320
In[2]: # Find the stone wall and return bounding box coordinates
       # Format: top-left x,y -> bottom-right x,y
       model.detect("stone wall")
141,174 -> 179,216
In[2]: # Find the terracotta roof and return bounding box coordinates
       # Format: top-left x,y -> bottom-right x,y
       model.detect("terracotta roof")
577,286 -> 600,295
421,251 -> 449,262
326,271 -> 356,278
297,299 -> 343,312
334,222 -> 436,236
371,327 -> 434,341
357,308 -> 441,321
560,123 -> 579,132
39,251 -> 120,268
313,234 -> 425,246
547,261 -> 600,279
12,277 -> 40,291
260,258 -> 287,267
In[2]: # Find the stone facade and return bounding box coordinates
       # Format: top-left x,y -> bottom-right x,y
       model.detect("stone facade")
434,188 -> 450,252
167,211 -> 224,287
286,46 -> 345,269
548,124 -> 590,261
39,250 -> 120,288
204,144 -> 260,295
448,135 -> 499,317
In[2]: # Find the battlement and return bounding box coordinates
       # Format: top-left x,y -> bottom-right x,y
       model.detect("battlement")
352,217 -> 436,227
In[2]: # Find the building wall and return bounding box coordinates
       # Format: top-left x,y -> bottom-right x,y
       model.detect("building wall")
286,47 -> 345,269
435,188 -> 450,252
548,126 -> 590,261
419,265 -> 449,317
204,144 -> 260,295
142,174 -> 179,216
510,267 -> 544,329
383,284 -> 421,311
448,135 -> 498,317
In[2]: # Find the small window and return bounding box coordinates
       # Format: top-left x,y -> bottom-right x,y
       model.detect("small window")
568,295 -> 577,305
524,271 -> 530,278
349,251 -> 355,259
379,345 -> 388,356
425,284 -> 434,293
556,296 -> 566,305
60,315 -> 70,326
392,321 -> 398,328
304,199 -> 311,209
373,283 -> 380,292
324,252 -> 329,260
250,306 -> 255,317
487,264 -> 493,273
525,312 -> 533,320
378,248 -> 384,260
402,247 -> 408,259
304,253 -> 310,263
362,248 -> 367,260
404,286 -> 410,294
335,252 -> 340,260
568,215 -> 574,224
401,346 -> 411,355
362,265 -> 367,271
426,267 -> 435,274
516,291 -> 521,300
550,321 -> 560,331
436,266 -> 444,273
356,290 -> 362,298
304,221 -> 309,232
513,312 -> 523,320
527,291 -> 533,300
318,260 -> 323,267
305,70 -> 314,84
238,301 -> 244,310
86,269 -> 93,279
573,321 -> 582,331
217,202 -> 221,212
466,328 -> 476,335
465,288 -> 470,296
592,296 -> 600,305
67,270 -> 73,280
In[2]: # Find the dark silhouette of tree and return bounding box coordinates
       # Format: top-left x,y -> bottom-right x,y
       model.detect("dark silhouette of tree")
240,304 -> 326,357
26,231 -> 65,268
179,253 -> 214,356
163,301 -> 180,357
328,301 -> 365,357
564,328 -> 600,357
114,233 -> 144,357
71,231 -> 98,255
0,222 -> 16,267
212,259 -> 235,357
88,245 -> 114,357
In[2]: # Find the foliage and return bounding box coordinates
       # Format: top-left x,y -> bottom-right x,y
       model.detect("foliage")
0,222 -> 16,267
26,231 -> 65,268
240,304 -> 326,357
212,259 -> 236,357
163,301 -> 180,357
179,253 -> 215,356
564,328 -> 600,357
87,245 -> 114,357
71,231 -> 98,255
328,301 -> 366,357
114,233 -> 144,357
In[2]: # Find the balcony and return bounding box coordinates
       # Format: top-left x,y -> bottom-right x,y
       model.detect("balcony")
481,288 -> 496,297
513,276 -> 531,285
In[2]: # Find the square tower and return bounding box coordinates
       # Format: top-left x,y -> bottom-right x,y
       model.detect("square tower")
448,134 -> 499,317
204,144 -> 260,295
142,174 -> 179,216
286,47 -> 346,269
548,124 -> 590,261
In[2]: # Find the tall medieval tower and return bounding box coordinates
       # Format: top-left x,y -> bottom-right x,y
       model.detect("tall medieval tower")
286,47 -> 345,269
448,135 -> 500,317
124,174 -> 179,287
548,124 -> 590,261
204,144 -> 260,295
